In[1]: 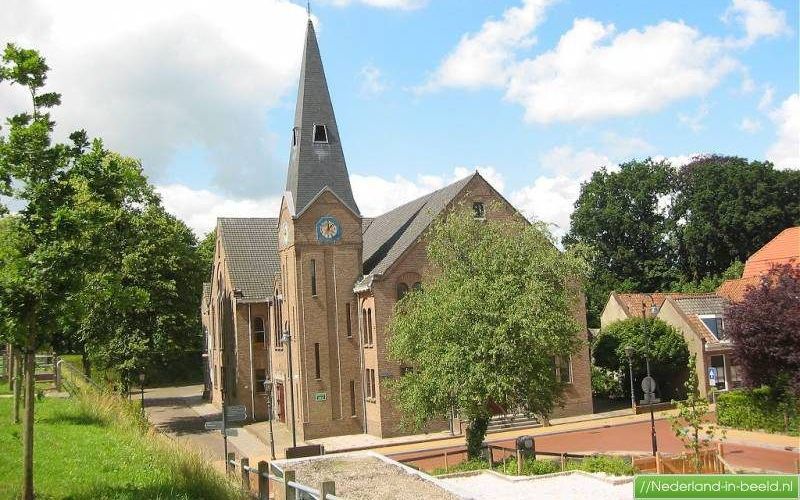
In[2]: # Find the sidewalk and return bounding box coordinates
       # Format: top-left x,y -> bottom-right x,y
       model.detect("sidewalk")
712,426 -> 798,451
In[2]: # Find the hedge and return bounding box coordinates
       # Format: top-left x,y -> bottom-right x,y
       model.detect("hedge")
716,387 -> 799,436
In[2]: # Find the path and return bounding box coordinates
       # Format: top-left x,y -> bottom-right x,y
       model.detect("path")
143,385 -> 268,466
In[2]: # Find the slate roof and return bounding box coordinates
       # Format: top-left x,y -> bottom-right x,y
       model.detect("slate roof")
362,173 -> 475,276
742,226 -> 799,278
217,218 -> 280,301
285,20 -> 360,216
669,295 -> 730,344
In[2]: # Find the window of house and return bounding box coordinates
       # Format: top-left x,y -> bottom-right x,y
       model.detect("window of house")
473,201 -> 485,219
367,309 -> 374,345
552,356 -> 572,383
292,127 -> 299,146
396,282 -> 409,300
699,315 -> 725,340
345,302 -> 352,337
314,343 -> 321,379
362,308 -> 368,344
310,259 -> 317,296
349,380 -> 356,416
313,124 -> 328,143
255,369 -> 267,393
730,363 -> 743,388
365,369 -> 376,401
253,317 -> 266,344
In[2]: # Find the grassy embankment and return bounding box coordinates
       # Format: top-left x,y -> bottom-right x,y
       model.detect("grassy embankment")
0,364 -> 244,499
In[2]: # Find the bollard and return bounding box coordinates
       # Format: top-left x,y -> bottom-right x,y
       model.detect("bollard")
257,460 -> 268,500
444,450 -> 448,473
516,449 -> 522,475
320,480 -> 335,500
283,470 -> 296,500
227,452 -> 235,475
655,452 -> 663,474
560,453 -> 565,471
240,457 -> 249,491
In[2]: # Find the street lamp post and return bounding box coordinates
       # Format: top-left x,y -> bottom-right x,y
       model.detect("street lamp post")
624,345 -> 636,410
643,300 -> 659,457
263,377 -> 276,460
282,330 -> 297,448
138,373 -> 146,419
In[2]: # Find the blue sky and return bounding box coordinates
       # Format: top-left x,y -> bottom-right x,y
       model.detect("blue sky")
1,0 -> 797,236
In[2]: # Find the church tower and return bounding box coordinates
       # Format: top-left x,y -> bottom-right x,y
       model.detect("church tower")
274,19 -> 365,440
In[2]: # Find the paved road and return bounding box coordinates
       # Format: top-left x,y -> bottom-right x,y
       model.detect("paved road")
388,418 -> 799,473
143,385 -> 267,465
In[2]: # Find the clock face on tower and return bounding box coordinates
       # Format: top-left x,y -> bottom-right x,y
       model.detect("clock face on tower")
315,216 -> 341,243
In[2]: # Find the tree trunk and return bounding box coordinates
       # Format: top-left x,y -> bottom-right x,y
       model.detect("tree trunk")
81,354 -> 91,378
466,414 -> 490,459
21,317 -> 37,500
13,349 -> 22,424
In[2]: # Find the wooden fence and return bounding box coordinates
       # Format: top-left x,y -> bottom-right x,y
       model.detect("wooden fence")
632,444 -> 735,474
225,453 -> 343,500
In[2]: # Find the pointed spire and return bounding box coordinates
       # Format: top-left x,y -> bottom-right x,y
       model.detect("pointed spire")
285,19 -> 360,216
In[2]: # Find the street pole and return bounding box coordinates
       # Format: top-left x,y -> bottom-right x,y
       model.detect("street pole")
139,373 -> 145,419
221,387 -> 228,468
646,354 -> 658,456
627,357 -> 636,410
264,378 -> 276,460
283,330 -> 297,448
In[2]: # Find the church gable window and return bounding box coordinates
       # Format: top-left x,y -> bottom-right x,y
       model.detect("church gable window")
473,201 -> 485,220
313,124 -> 328,143
396,282 -> 409,300
253,316 -> 266,344
292,127 -> 299,147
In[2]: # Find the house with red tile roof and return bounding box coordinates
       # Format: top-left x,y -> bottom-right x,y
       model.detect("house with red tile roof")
717,227 -> 799,302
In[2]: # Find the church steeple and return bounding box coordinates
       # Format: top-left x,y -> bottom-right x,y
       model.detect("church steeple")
285,19 -> 360,216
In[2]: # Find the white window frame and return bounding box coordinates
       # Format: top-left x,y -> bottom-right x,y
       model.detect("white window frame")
699,314 -> 725,339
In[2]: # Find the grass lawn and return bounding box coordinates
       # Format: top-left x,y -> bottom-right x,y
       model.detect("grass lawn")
0,394 -> 243,499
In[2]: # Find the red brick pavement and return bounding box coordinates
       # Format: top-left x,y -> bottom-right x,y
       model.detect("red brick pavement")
389,419 -> 799,473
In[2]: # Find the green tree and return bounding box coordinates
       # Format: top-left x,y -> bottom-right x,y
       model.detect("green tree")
197,228 -> 217,278
669,355 -> 723,472
593,318 -> 688,401
563,159 -> 676,327
669,260 -> 744,293
388,207 -> 588,458
672,155 -> 800,280
0,44 -> 77,499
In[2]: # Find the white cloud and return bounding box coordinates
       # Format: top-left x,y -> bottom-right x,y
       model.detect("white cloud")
538,146 -> 611,177
758,85 -> 775,111
678,103 -> 710,132
600,132 -> 654,159
506,20 -> 736,123
359,64 -> 388,97
723,0 -> 791,47
351,166 -> 505,216
327,0 -> 427,9
766,93 -> 799,170
419,0 -> 554,91
157,184 -> 282,236
739,117 -> 762,133
0,0 -> 308,198
510,175 -> 580,241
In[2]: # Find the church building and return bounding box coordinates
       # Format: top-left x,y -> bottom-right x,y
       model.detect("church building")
201,19 -> 593,441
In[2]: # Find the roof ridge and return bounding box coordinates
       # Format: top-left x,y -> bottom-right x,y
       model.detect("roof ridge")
369,173 -> 473,221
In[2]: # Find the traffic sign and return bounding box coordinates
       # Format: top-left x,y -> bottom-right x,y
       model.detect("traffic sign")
225,405 -> 246,415
205,420 -> 224,430
641,376 -> 657,394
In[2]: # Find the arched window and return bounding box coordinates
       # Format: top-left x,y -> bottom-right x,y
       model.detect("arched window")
396,282 -> 409,300
253,317 -> 266,343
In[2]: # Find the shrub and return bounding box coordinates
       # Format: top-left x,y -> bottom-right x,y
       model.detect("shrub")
565,455 -> 636,475
591,366 -> 624,399
717,388 -> 799,436
431,458 -> 490,476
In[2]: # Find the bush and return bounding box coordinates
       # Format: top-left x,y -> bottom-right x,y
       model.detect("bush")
565,455 -> 636,475
431,458 -> 490,475
717,388 -> 799,436
591,366 -> 624,399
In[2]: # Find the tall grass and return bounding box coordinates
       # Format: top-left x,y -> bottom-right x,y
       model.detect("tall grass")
60,361 -> 246,499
